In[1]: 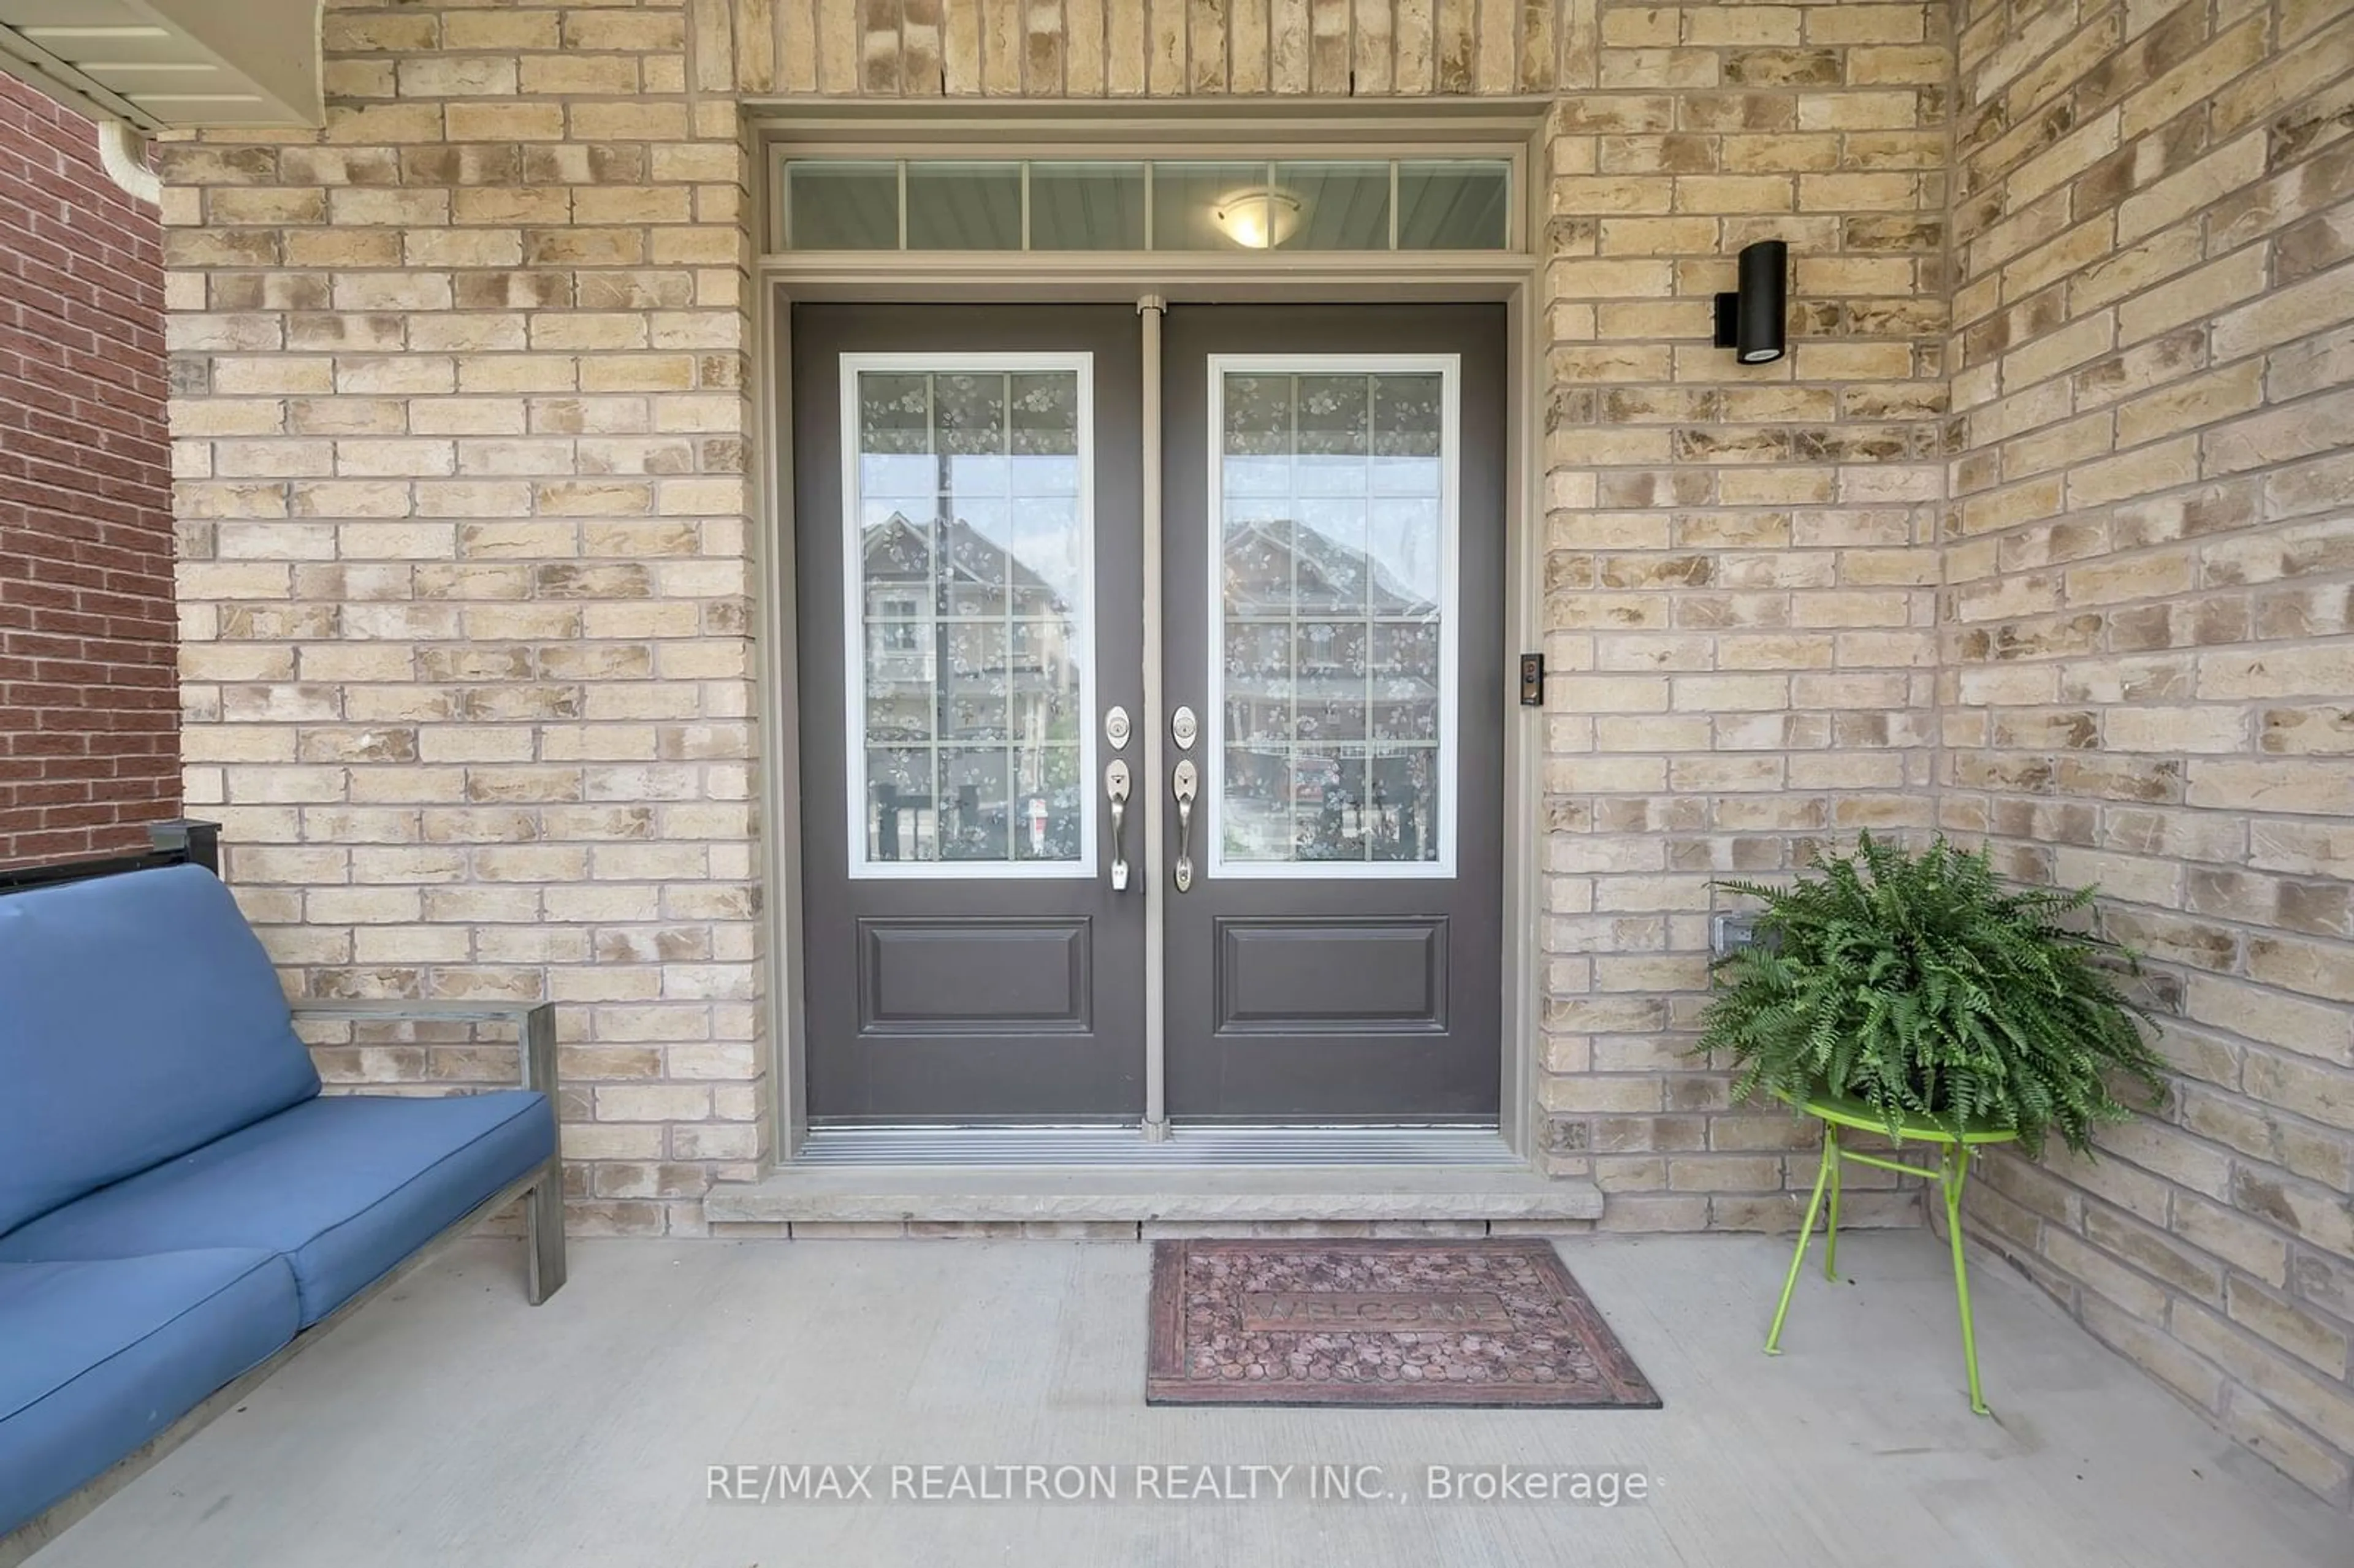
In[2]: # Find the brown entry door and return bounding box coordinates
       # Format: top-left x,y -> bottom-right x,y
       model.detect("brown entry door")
1160,305 -> 1507,1122
793,305 -> 1146,1122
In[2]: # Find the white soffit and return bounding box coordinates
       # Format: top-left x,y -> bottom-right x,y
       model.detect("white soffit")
0,0 -> 323,130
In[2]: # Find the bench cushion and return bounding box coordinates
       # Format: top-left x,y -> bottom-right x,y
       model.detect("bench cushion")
0,865 -> 321,1237
0,1249 -> 299,1535
0,1092 -> 554,1326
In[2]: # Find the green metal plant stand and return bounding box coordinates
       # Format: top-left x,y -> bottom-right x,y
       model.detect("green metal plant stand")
1763,1094 -> 2019,1415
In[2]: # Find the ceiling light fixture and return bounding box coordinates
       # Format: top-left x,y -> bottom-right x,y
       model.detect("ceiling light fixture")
1211,186 -> 1303,249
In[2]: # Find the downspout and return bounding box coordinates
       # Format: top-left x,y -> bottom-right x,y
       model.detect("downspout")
95,119 -> 159,205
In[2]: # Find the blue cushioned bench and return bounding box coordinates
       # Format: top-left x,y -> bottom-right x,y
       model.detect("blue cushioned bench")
0,863 -> 565,1559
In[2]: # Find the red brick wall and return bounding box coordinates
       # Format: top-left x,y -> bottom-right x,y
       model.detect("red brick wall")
0,74 -> 176,866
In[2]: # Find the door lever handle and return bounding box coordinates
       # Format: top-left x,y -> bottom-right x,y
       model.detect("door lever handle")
1171,758 -> 1198,893
1105,760 -> 1132,892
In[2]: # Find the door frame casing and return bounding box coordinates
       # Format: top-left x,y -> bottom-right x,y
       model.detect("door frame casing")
750,102 -> 1551,1169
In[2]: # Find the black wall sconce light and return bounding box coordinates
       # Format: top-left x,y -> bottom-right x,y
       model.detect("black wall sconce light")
1713,239 -> 1788,364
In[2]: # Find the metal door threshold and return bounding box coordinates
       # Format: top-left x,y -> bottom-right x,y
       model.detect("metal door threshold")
793,1124 -> 1517,1168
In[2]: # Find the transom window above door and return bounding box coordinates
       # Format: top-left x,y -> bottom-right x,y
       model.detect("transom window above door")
776,156 -> 1513,253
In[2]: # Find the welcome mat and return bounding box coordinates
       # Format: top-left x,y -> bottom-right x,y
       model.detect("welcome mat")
1146,1238 -> 1661,1409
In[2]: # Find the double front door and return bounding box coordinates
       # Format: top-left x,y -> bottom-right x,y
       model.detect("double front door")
792,302 -> 1504,1125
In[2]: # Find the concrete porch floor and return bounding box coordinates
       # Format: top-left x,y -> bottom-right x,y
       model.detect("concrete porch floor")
33,1234 -> 2347,1568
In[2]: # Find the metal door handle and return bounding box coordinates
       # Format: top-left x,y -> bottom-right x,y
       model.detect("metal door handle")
1171,758 -> 1198,893
1105,760 -> 1131,892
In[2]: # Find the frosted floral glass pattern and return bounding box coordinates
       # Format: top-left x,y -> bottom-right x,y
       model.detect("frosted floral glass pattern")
855,367 -> 1086,866
1217,368 -> 1447,866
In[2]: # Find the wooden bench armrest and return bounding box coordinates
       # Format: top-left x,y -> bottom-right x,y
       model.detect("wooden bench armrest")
287,999 -> 557,1095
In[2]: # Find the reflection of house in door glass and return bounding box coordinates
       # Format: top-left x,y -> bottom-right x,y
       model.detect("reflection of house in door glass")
862,512 -> 1084,864
1221,516 -> 1442,865
855,365 -> 1086,869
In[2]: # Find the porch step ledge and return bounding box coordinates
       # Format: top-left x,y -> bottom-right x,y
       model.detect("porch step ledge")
704,1165 -> 1603,1227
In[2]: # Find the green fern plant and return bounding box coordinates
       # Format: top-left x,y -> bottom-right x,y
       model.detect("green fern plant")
1694,832 -> 2170,1159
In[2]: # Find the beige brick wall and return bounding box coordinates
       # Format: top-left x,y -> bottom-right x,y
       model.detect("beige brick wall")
1945,0 -> 2354,1509
162,0 -> 1952,1244
166,0 -> 765,1238
1530,0 -> 1948,1230
154,0 -> 2354,1509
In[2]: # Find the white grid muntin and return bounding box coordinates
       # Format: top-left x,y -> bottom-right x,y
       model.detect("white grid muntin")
838,351 -> 1099,881
1203,352 -> 1462,883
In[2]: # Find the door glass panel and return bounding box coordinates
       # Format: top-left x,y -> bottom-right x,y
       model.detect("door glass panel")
847,357 -> 1092,875
1209,358 -> 1455,877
